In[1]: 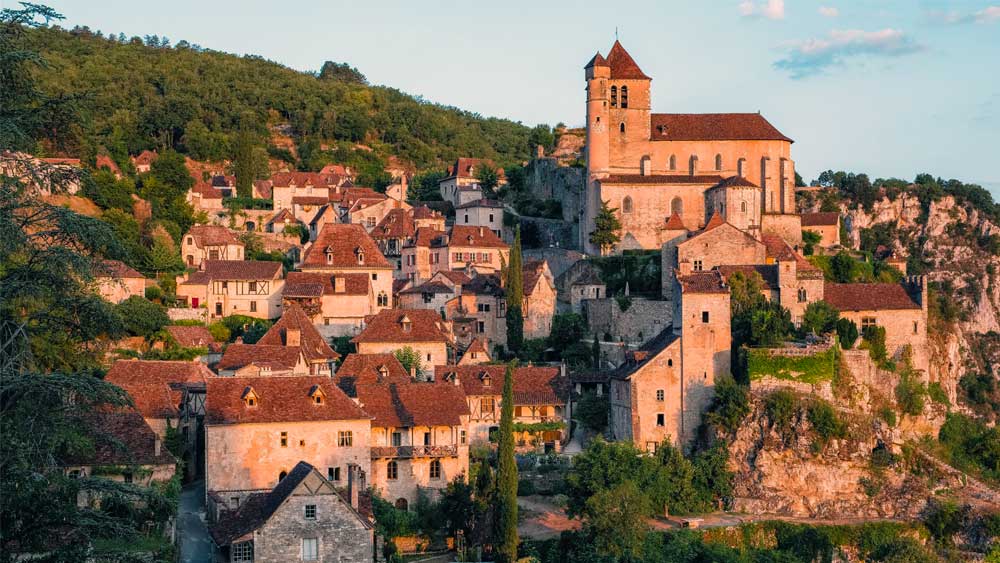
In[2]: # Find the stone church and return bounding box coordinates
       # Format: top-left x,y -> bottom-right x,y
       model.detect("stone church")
581,40 -> 800,253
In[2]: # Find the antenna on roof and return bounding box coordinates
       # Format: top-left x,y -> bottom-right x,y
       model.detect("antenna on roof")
615,26 -> 619,40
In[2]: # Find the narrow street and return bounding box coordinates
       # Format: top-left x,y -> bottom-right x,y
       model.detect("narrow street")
179,480 -> 217,562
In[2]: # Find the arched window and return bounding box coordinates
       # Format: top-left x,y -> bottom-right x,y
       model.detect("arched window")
737,158 -> 746,177
715,154 -> 723,171
689,155 -> 698,176
430,459 -> 442,479
395,498 -> 408,511
610,86 -> 618,108
619,122 -> 626,133
798,288 -> 807,303
741,201 -> 747,213
387,461 -> 398,480
668,155 -> 677,171
620,85 -> 628,108
245,221 -> 255,232
671,197 -> 683,218
278,470 -> 287,482
377,292 -> 388,307
622,196 -> 633,214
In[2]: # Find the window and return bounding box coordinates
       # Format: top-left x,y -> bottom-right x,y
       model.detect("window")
304,504 -> 317,520
328,467 -> 340,481
367,217 -> 375,228
715,154 -> 723,171
123,472 -> 133,484
377,292 -> 389,307
514,406 -> 523,417
464,214 -> 469,224
862,317 -> 877,329
424,432 -> 432,445
371,273 -> 378,281
460,430 -> 467,444
798,288 -> 807,303
619,122 -> 626,133
314,394 -> 323,405
430,459 -> 442,479
426,353 -> 432,362
702,311 -> 710,323
280,432 -> 288,447
610,85 -> 618,107
667,358 -> 673,367
338,431 -> 353,447
187,237 -> 193,245
669,154 -> 677,171
302,538 -> 318,561
230,496 -> 240,508
391,431 -> 402,446
477,303 -> 491,313
913,321 -> 919,334
248,281 -> 257,292
741,201 -> 747,213
357,250 -> 365,265
656,389 -> 664,401
622,196 -> 633,214
481,397 -> 495,413
671,197 -> 683,218
387,461 -> 398,480
477,321 -> 485,333
209,249 -> 220,260
656,413 -> 665,427
693,260 -> 703,272
326,253 -> 333,265
250,301 -> 257,313
395,498 -> 408,510
232,541 -> 253,563
620,85 -> 628,108
489,213 -> 494,222
689,155 -> 698,176
279,470 -> 288,481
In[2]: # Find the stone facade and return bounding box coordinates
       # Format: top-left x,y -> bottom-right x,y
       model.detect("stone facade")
584,297 -> 673,346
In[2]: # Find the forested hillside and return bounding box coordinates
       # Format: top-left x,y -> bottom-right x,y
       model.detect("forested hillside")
22,25 -> 551,174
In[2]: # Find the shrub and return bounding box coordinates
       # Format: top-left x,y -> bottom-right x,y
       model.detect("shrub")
704,374 -> 750,434
895,373 -> 927,416
765,390 -> 797,435
575,393 -> 608,433
879,407 -> 897,427
144,285 -> 163,301
808,400 -> 847,447
116,296 -> 169,338
517,479 -> 536,496
836,318 -> 859,349
861,325 -> 888,365
801,301 -> 840,336
927,382 -> 949,406
207,322 -> 231,342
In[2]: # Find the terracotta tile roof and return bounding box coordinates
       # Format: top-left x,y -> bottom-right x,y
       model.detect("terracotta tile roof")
355,381 -> 469,428
97,259 -> 144,279
523,260 -> 548,296
256,302 -> 340,363
63,407 -> 175,466
209,461 -> 372,546
320,163 -> 349,176
194,260 -> 282,281
186,225 -> 240,248
464,337 -> 488,357
716,264 -> 779,289
823,283 -> 921,311
606,40 -> 650,79
399,281 -> 455,295
650,113 -> 793,142
205,376 -> 369,424
448,225 -> 508,249
601,174 -> 725,185
463,274 -> 504,297
406,227 -> 446,248
335,354 -> 411,396
714,175 -> 760,189
801,212 -> 840,227
371,208 -> 415,240
412,205 -> 441,220
191,182 -> 224,199
434,365 -> 567,405
253,179 -> 273,200
269,208 -> 295,224
663,213 -> 687,230
584,51 -> 608,69
704,212 -> 726,231
165,326 -> 222,352
435,271 -> 472,286
105,359 -> 211,387
677,270 -> 728,294
610,327 -> 680,381
302,224 -> 391,269
444,158 -> 504,181
761,236 -> 821,276
292,196 -> 330,206
95,155 -> 121,174
341,188 -> 386,209
352,309 -> 451,344
217,344 -> 304,373
133,150 -> 158,166
456,198 -> 505,210
270,171 -> 338,188
284,271 -> 369,297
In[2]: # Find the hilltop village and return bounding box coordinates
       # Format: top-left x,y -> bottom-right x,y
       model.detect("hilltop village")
5,23 -> 1000,563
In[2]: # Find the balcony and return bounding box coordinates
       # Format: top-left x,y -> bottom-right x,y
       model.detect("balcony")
370,445 -> 459,459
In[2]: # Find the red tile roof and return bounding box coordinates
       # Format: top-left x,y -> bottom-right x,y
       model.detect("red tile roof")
434,271 -> 472,286
445,158 -> 504,181
801,212 -> 840,227
448,225 -> 508,249
335,353 -> 411,396
302,224 -> 391,269
463,274 -> 504,297
601,174 -> 725,185
133,150 -> 158,166
371,208 -> 415,240
584,51 -> 609,69
434,365 -> 567,405
714,175 -> 760,189
270,171 -> 338,188
186,225 -> 240,248
97,259 -> 144,279
217,344 -> 304,373
292,196 -> 330,206
651,113 -> 793,142
406,227 -> 447,248
677,271 -> 729,294
356,381 -> 469,428
105,359 -> 211,387
605,40 -> 650,80
165,326 -> 222,352
352,309 -> 451,344
664,213 -> 687,230
412,205 -> 441,220
823,283 -> 921,311
205,376 -> 369,424
523,260 -> 549,297
63,407 -> 176,466
95,154 -> 121,174
284,271 -> 370,297
399,281 -> 455,295
704,212 -> 726,231
193,260 -> 282,281
256,302 -> 340,363
191,182 -> 225,200
456,198 -> 505,210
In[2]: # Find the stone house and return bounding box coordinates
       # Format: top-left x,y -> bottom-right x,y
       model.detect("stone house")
347,195 -> 410,232
397,279 -> 458,314
300,223 -> 394,311
204,376 -> 372,494
176,260 -> 284,319
132,149 -> 157,173
270,171 -> 338,210
266,208 -> 298,234
522,260 -> 557,339
282,271 -> 382,338
457,338 -> 491,365
445,274 -> 507,353
62,407 -> 176,487
456,199 -> 505,239
187,182 -> 226,213
401,226 -> 510,284
164,325 -> 223,363
181,225 -> 245,268
434,365 -> 569,451
438,158 -> 505,207
292,196 -> 333,226
95,259 -> 146,303
217,304 -> 340,377
351,309 -> 453,377
209,461 -> 374,563
800,212 -> 841,248
334,353 -> 412,396
568,268 -> 606,314
371,208 -> 415,276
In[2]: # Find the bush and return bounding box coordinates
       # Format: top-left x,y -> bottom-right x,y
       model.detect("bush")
836,318 -> 859,349
808,400 -> 847,447
575,393 -> 609,433
144,285 -> 163,301
116,296 -> 169,338
765,390 -> 797,435
207,322 -> 231,342
801,301 -> 840,336
704,374 -> 750,434
221,315 -> 272,343
517,479 -> 536,496
861,325 -> 888,365
927,382 -> 949,406
895,373 -> 927,416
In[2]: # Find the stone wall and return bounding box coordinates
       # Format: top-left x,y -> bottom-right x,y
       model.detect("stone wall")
522,158 -> 585,224
519,216 -> 578,251
584,297 -> 673,347
166,307 -> 208,322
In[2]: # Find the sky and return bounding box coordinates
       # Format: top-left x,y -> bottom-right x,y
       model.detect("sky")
15,0 -> 1000,196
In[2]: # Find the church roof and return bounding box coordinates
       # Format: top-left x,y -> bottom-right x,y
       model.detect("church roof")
663,213 -> 687,231
713,175 -> 760,189
600,174 -> 724,185
584,51 -> 608,69
606,40 -> 650,79
651,113 -> 793,142
704,212 -> 726,231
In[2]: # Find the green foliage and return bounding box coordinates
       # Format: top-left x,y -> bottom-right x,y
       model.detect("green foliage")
547,312 -> 586,356
83,169 -> 135,211
922,499 -> 966,547
765,390 -> 797,436
393,346 -> 423,376
589,200 -> 622,254
801,229 -> 821,255
861,325 -> 888,366
749,301 -> 794,348
807,400 -> 848,447
496,362 -> 519,563
221,315 -> 271,343
895,372 -> 927,416
506,306 -> 524,358
372,494 -> 416,539
836,318 -> 859,348
506,226 -> 524,356
748,346 -> 837,384
231,128 -> 268,198
937,412 -> 1000,482
960,371 -> 1000,416
116,296 -> 169,338
575,392 -> 609,433
207,321 -> 231,342
704,374 -> 750,434
587,251 -> 661,297
801,300 -> 840,336
817,170 -> 878,212
584,480 -> 650,559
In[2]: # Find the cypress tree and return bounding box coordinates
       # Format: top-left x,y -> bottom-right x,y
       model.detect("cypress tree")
505,225 -> 524,354
232,127 -> 256,199
496,361 -> 519,563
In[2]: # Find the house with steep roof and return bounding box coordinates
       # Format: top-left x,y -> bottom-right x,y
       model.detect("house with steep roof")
434,365 -> 569,452
401,225 -> 509,284
438,158 -> 506,206
351,309 -> 453,376
568,267 -> 606,314
269,171 -> 339,210
444,273 -> 507,353
208,461 -> 374,563
371,208 -> 415,275
204,376 -> 372,493
132,149 -> 158,173
181,225 -> 245,268
187,181 -> 226,213
457,338 -> 491,365
522,260 -> 557,339
95,259 -> 146,303
346,194 -> 410,232
334,354 -> 412,396
456,198 -> 505,239
282,271 -> 383,338
176,260 -> 284,319
217,303 -> 341,377
300,224 -> 394,311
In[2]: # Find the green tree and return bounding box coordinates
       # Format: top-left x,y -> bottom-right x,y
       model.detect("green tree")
831,251 -> 856,283
548,312 -> 586,353
575,392 -> 608,432
584,480 -> 650,559
749,301 -> 793,347
801,229 -> 822,255
592,333 -> 600,369
232,127 -> 259,198
705,374 -> 750,434
116,295 -> 169,338
393,346 -> 423,377
836,318 -> 859,348
318,60 -> 368,84
495,362 -> 519,563
506,226 -> 524,355
801,300 -> 840,336
475,164 -> 499,197
589,200 -> 622,255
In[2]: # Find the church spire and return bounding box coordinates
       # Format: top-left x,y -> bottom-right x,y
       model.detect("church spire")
606,40 -> 650,80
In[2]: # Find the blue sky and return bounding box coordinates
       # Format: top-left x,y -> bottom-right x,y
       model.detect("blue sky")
18,0 -> 1000,196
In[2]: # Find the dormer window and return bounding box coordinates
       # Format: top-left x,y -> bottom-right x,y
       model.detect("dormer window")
309,385 -> 325,405
242,386 -> 259,407
400,315 -> 412,333
355,247 -> 365,265
377,365 -> 389,380
480,372 -> 491,387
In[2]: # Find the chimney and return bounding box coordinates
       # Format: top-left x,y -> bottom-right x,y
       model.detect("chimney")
154,435 -> 161,457
285,328 -> 301,347
334,276 -> 345,293
235,336 -> 244,344
409,365 -> 416,381
478,227 -> 484,237
347,463 -> 359,509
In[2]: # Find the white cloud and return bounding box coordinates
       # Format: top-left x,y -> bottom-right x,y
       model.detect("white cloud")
929,5 -> 1000,24
975,6 -> 1000,23
818,6 -> 839,18
774,28 -> 923,79
740,0 -> 785,20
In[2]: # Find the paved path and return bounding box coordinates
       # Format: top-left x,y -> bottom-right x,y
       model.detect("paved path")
179,480 -> 217,563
